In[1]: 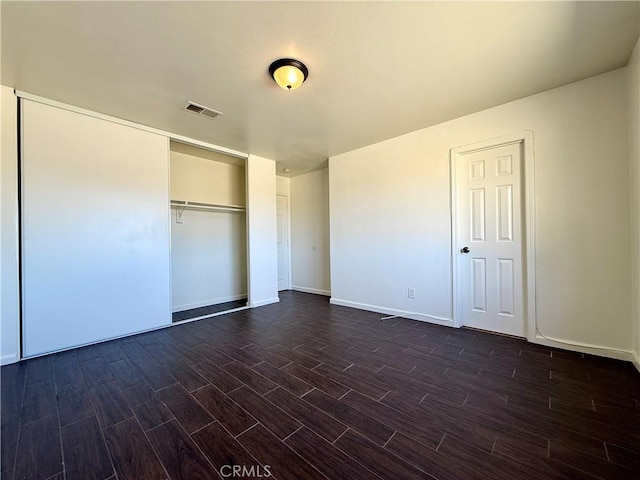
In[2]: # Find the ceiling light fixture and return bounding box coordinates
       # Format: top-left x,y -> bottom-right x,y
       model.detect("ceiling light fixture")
269,58 -> 309,91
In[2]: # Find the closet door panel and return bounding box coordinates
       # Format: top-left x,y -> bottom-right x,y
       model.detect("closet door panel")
22,100 -> 171,356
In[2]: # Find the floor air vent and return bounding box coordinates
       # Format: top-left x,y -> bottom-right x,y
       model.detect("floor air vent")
185,101 -> 222,119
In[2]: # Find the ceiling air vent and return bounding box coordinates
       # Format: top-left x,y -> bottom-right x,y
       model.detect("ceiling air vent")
185,101 -> 222,120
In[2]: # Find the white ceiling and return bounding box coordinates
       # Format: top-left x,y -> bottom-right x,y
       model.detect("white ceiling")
2,1 -> 639,177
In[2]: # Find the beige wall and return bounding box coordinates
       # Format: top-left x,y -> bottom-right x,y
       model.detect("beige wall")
330,68 -> 631,357
629,37 -> 640,368
290,168 -> 330,295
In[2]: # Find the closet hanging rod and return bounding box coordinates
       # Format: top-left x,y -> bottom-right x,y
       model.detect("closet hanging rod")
170,200 -> 246,212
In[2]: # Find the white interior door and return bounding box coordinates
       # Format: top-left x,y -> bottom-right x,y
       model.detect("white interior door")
459,142 -> 524,337
276,195 -> 290,291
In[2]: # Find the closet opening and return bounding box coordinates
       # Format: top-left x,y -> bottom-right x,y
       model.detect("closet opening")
169,140 -> 248,323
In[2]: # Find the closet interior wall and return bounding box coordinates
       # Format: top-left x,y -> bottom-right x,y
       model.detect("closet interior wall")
169,141 -> 248,321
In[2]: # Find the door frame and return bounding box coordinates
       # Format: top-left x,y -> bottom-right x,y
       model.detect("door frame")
450,130 -> 536,341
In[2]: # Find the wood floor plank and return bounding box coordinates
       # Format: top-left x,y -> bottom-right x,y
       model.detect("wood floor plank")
25,356 -> 55,385
380,365 -> 468,405
192,360 -> 244,393
243,344 -> 293,368
291,345 -> 352,370
549,440 -> 636,480
342,390 -> 446,449
108,358 -> 145,389
170,364 -> 210,392
103,417 -> 166,480
1,414 -> 19,476
135,360 -> 177,391
89,381 -> 134,428
438,433 -> 554,480
61,416 -> 113,480
98,341 -> 128,363
222,362 -> 278,395
341,364 -> 428,402
189,344 -> 235,366
192,421 -> 261,474
264,387 -> 348,442
192,385 -> 257,436
53,355 -> 85,387
81,356 -> 115,387
268,345 -> 323,369
20,380 -> 58,424
303,388 -> 394,446
281,363 -> 350,398
236,423 -> 327,480
228,386 -> 301,440
76,345 -> 102,363
217,345 -> 262,367
154,384 -> 214,434
252,361 -> 313,396
57,381 -> 95,427
131,397 -> 175,431
606,442 -> 640,470
120,342 -> 156,364
14,416 -> 63,480
312,363 -> 388,400
285,426 -> 382,480
385,431 -> 488,480
492,433 -> 596,480
382,391 -> 498,452
146,420 -> 221,480
334,428 -> 434,480
121,380 -> 158,408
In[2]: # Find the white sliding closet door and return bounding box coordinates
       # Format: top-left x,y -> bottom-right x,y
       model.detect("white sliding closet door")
21,100 -> 172,357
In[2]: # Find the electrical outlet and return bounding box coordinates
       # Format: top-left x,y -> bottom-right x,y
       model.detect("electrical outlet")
408,287 -> 416,299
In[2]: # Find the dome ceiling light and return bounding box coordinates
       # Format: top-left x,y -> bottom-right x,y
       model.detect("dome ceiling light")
269,58 -> 309,91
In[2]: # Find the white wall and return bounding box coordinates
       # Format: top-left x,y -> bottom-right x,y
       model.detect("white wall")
246,154 -> 278,307
21,99 -> 172,357
170,145 -> 247,311
276,176 -> 290,197
330,68 -> 631,356
170,142 -> 246,206
171,210 -> 247,310
629,37 -> 640,368
1,86 -> 20,364
291,168 -> 331,296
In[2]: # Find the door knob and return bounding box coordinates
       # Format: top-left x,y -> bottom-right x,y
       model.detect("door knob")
461,247 -> 470,253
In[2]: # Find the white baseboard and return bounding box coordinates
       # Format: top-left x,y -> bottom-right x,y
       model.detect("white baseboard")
292,285 -> 331,296
172,294 -> 247,313
533,334 -> 634,362
329,298 -> 453,327
1,352 -> 20,366
250,297 -> 280,308
632,351 -> 640,373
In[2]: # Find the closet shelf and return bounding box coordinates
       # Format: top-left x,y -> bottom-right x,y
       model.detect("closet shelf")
170,200 -> 246,214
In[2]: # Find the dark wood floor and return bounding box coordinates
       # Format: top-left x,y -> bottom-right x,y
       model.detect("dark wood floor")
172,299 -> 248,323
2,291 -> 640,480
